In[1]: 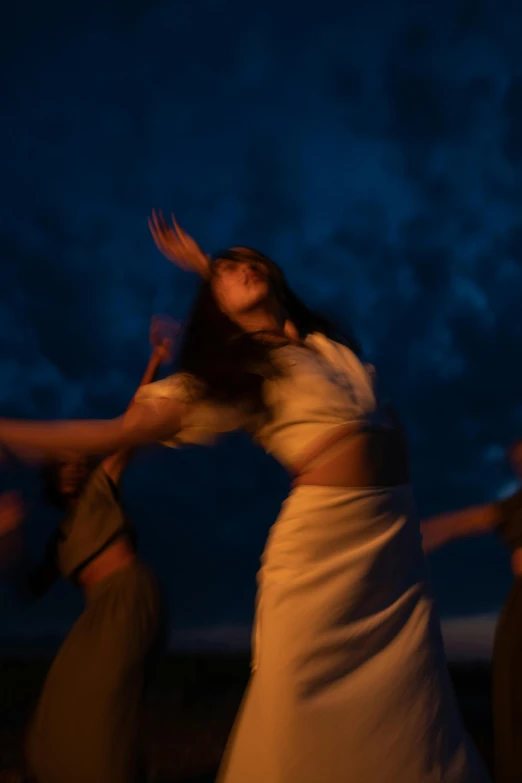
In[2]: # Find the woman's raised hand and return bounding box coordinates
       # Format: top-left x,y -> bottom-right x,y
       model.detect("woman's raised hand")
148,210 -> 211,278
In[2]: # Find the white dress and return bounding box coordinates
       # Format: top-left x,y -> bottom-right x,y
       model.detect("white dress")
135,333 -> 490,783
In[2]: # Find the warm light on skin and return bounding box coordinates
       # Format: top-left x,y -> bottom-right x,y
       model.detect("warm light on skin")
211,259 -> 286,334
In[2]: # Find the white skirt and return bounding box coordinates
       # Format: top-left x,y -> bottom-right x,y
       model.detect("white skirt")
217,485 -> 490,783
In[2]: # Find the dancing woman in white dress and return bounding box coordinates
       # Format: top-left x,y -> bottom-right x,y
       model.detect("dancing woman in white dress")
0,213 -> 490,782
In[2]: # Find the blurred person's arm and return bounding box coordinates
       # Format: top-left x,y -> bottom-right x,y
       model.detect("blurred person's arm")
0,404 -> 183,461
102,317 -> 178,485
0,322 -> 182,461
420,503 -> 499,554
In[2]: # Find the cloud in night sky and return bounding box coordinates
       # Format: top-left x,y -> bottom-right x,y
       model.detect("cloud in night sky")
1,0 -> 522,651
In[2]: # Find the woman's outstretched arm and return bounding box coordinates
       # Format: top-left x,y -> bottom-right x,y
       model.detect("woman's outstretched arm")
420,503 -> 499,554
0,395 -> 185,462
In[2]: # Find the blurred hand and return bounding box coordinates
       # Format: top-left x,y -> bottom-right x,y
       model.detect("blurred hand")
148,210 -> 211,278
149,315 -> 181,365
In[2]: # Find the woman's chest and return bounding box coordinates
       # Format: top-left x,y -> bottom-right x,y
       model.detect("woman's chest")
267,345 -> 375,415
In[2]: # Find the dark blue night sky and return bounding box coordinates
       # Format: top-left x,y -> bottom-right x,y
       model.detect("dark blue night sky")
1,0 -> 522,655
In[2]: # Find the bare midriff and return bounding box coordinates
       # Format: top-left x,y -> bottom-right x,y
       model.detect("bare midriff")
291,422 -> 411,489
512,547 -> 522,577
77,537 -> 136,591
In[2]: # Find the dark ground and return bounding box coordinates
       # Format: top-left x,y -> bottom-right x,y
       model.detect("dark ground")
0,653 -> 494,782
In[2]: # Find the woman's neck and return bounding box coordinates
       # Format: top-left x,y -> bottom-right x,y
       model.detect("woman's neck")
234,310 -> 283,335
233,309 -> 302,346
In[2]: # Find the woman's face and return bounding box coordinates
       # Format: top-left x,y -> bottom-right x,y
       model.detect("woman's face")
211,257 -> 273,319
56,457 -> 92,498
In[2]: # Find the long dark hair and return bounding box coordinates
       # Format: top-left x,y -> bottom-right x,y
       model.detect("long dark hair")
177,247 -> 359,415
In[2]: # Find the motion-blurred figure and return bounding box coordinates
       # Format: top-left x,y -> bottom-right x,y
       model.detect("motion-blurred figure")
421,438 -> 522,783
0,317 -> 177,783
